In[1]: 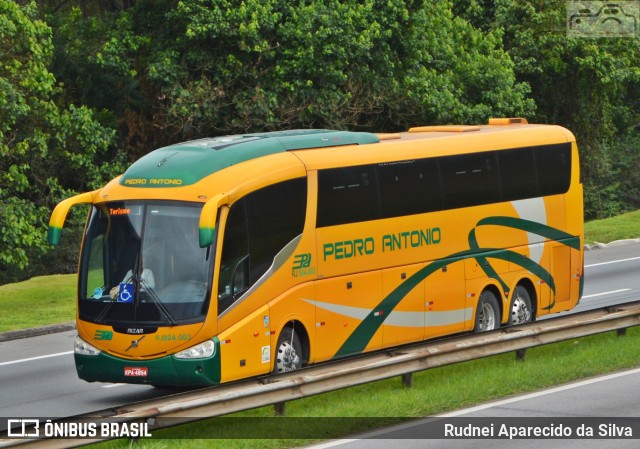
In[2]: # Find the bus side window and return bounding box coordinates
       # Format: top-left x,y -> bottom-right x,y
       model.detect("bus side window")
317,166 -> 380,227
218,200 -> 249,314
536,144 -> 571,195
377,158 -> 443,217
218,177 -> 307,314
440,152 -> 500,209
498,147 -> 538,201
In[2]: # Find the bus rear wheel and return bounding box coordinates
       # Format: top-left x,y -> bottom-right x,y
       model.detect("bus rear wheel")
474,290 -> 500,332
274,326 -> 302,374
509,285 -> 533,326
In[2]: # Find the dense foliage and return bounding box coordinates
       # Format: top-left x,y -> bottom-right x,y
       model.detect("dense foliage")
0,1 -> 123,282
1,0 -> 639,283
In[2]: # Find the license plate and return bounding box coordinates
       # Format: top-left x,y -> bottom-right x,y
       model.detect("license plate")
124,367 -> 148,377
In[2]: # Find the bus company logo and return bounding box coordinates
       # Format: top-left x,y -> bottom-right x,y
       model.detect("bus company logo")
123,178 -> 147,185
94,329 -> 113,341
149,178 -> 182,185
124,367 -> 148,377
123,178 -> 183,186
292,253 -> 316,277
293,253 -> 312,269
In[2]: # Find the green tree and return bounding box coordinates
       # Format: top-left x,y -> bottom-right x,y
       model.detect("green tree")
454,0 -> 640,218
50,0 -> 534,149
11,0 -> 539,280
150,0 -> 535,133
0,1 -> 120,280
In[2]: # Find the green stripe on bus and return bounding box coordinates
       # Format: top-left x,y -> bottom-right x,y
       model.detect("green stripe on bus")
476,216 -> 580,250
334,255 -> 465,358
334,217 -> 580,358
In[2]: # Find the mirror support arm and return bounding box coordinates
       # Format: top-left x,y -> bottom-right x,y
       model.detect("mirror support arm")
199,193 -> 228,248
48,190 -> 99,245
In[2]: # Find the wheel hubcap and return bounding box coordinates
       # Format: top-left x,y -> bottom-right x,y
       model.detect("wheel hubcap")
479,303 -> 496,331
277,341 -> 300,372
511,296 -> 531,325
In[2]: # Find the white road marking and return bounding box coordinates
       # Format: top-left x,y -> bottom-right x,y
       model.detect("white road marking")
585,256 -> 640,268
441,366 -> 640,417
582,289 -> 631,299
0,351 -> 73,367
304,367 -> 640,447
2,354 -> 132,389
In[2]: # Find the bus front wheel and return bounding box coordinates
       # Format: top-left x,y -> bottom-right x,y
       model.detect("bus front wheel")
274,326 -> 303,374
474,290 -> 500,332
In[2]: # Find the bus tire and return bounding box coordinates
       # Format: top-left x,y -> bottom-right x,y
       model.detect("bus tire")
474,290 -> 500,332
509,285 -> 533,326
273,326 -> 303,374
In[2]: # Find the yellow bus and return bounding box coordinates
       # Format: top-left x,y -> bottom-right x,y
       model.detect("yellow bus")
49,118 -> 583,387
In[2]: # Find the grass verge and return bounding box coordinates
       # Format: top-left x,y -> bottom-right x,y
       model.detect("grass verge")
95,327 -> 640,449
0,274 -> 76,332
584,209 -> 640,245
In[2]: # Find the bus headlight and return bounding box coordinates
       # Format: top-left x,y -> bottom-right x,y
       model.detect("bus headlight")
174,340 -> 215,359
74,336 -> 101,356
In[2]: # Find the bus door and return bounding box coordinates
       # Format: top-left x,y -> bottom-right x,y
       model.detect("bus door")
381,264 -> 426,347
550,242 -> 575,307
313,271 -> 383,360
424,259 -> 468,339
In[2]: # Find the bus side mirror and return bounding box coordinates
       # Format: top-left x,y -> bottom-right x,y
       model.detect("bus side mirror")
199,193 -> 228,248
48,190 -> 98,245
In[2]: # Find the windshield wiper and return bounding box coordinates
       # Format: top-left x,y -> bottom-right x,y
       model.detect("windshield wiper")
140,279 -> 177,326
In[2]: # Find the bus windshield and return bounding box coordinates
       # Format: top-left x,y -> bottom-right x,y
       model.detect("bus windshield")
78,201 -> 213,326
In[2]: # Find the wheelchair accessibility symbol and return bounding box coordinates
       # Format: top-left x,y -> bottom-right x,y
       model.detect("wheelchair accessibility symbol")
567,1 -> 639,37
117,283 -> 134,303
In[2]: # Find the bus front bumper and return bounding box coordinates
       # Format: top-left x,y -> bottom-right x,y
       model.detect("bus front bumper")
75,339 -> 221,387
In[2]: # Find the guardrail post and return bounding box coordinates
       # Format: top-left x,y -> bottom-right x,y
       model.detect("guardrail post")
617,328 -> 627,337
402,373 -> 413,388
274,401 -> 286,416
516,348 -> 526,361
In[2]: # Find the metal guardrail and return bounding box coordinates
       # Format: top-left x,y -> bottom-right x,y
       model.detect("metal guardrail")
2,301 -> 640,448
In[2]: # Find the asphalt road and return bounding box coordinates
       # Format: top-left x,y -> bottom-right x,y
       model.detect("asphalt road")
577,242 -> 640,311
0,241 -> 639,424
0,330 -> 163,419
307,367 -> 640,449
